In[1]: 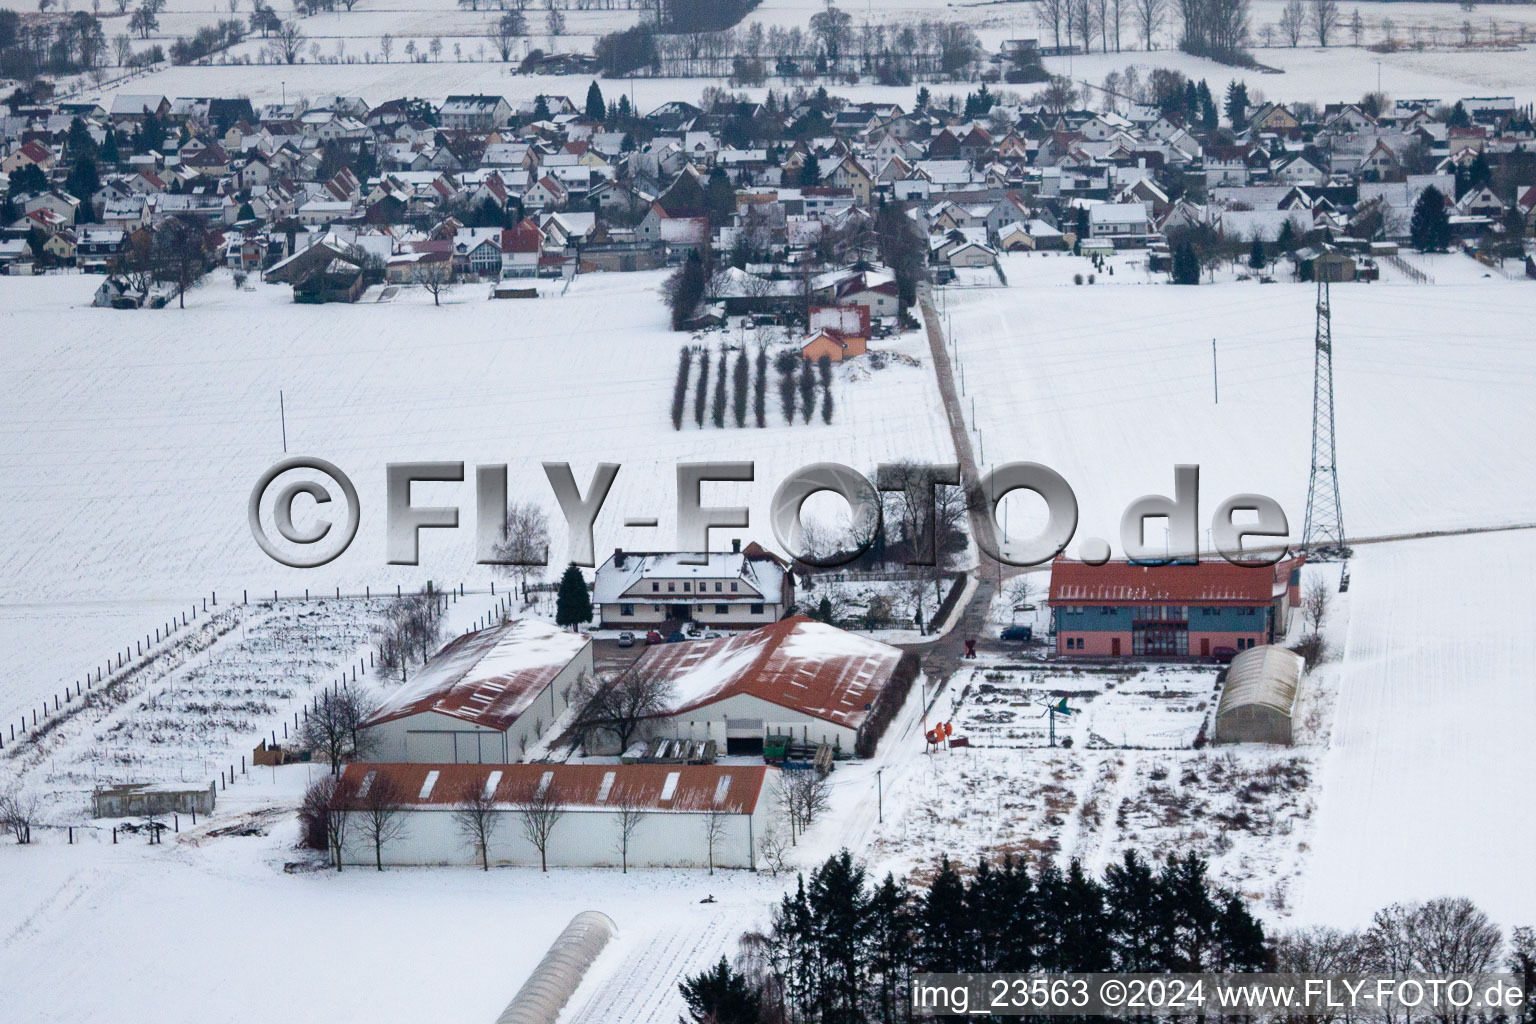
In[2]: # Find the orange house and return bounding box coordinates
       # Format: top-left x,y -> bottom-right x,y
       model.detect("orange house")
801,328 -> 867,362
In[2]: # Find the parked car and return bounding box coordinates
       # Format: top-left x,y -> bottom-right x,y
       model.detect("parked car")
616,631 -> 635,648
644,630 -> 664,645
1000,624 -> 1033,642
666,630 -> 687,643
702,631 -> 724,639
1211,645 -> 1238,664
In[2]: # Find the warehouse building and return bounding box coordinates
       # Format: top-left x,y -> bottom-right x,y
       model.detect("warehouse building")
1213,644 -> 1304,745
361,619 -> 591,763
334,762 -> 776,869
1048,555 -> 1304,659
636,615 -> 918,757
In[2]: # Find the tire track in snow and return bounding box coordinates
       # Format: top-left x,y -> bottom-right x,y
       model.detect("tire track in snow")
564,912 -> 732,1024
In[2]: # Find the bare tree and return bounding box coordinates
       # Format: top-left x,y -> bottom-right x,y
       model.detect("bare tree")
353,771 -> 408,871
1037,0 -> 1069,50
491,501 -> 550,594
0,789 -> 40,845
514,777 -> 565,871
298,774 -> 338,852
1279,0 -> 1306,44
299,687 -> 378,774
703,807 -> 729,874
151,216 -> 209,309
1302,577 -> 1331,634
379,31 -> 393,60
412,258 -> 452,305
1311,0 -> 1339,44
1133,0 -> 1166,48
326,777 -> 353,870
571,667 -> 673,754
612,790 -> 645,873
265,19 -> 304,63
757,820 -> 790,876
488,9 -> 524,60
454,777 -> 502,871
778,770 -> 830,844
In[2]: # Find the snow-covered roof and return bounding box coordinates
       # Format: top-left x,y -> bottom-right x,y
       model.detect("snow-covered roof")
636,615 -> 906,730
594,547 -> 786,605
1049,557 -> 1303,606
1217,644 -> 1302,718
365,619 -> 590,731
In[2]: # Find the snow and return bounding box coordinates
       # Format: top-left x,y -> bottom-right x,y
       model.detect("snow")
0,270 -> 950,720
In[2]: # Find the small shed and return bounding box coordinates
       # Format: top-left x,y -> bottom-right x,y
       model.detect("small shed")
1213,645 -> 1303,745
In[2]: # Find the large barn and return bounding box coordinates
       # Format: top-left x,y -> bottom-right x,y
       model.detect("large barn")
1213,644 -> 1304,745
1048,556 -> 1304,658
334,762 -> 776,869
634,615 -> 918,757
362,619 -> 591,763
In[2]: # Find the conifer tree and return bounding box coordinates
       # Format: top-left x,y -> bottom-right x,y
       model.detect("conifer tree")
753,346 -> 767,427
554,563 -> 591,628
1410,184 -> 1451,252
732,349 -> 748,427
584,80 -> 605,121
671,347 -> 692,430
711,353 -> 727,427
798,358 -> 816,424
694,348 -> 710,427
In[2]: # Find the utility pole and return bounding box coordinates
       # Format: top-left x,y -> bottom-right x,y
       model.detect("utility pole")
279,389 -> 288,453
876,768 -> 883,822
1303,276 -> 1347,557
1212,338 -> 1218,403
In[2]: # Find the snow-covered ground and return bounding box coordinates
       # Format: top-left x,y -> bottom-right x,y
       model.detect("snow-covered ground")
0,270 -> 952,720
29,0 -> 1536,110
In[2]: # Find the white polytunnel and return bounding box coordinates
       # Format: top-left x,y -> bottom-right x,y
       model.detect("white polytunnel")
493,911 -> 616,1024
1213,644 -> 1304,746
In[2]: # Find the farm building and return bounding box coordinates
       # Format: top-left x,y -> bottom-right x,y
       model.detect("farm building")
634,615 -> 919,756
361,619 -> 591,763
1213,645 -> 1304,745
594,541 -> 794,629
333,762 -> 776,869
1048,556 -> 1304,659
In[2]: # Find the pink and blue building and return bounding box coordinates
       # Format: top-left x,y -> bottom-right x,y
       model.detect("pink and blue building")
1048,555 -> 1305,659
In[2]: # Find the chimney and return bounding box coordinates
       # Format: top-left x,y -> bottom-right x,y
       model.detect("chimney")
732,538 -> 741,553
613,547 -> 625,568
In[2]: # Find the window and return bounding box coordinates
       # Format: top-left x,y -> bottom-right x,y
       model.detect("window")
620,604 -> 634,616
714,582 -> 722,592
651,582 -> 659,592
750,603 -> 764,614
1203,607 -> 1216,616
667,582 -> 675,592
730,582 -> 738,592
715,604 -> 729,614
1101,606 -> 1115,615
683,582 -> 691,592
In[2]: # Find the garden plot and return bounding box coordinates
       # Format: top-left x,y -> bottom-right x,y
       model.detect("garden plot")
949,661 -> 1217,750
2,598 -> 381,815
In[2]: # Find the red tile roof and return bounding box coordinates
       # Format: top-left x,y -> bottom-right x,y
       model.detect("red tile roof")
338,761 -> 770,814
364,619 -> 590,731
1048,556 -> 1303,606
636,615 -> 904,730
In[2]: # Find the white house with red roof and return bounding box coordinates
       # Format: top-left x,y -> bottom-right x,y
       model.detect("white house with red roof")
361,619 -> 591,763
334,761 -> 775,869
635,615 -> 916,755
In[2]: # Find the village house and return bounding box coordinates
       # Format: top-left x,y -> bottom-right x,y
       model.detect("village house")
593,541 -> 793,630
1048,556 -> 1305,659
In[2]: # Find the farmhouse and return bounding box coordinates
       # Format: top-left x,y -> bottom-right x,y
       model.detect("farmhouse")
637,615 -> 918,756
361,619 -> 591,763
594,541 -> 793,629
334,762 -> 775,869
1048,556 -> 1304,659
1213,644 -> 1304,745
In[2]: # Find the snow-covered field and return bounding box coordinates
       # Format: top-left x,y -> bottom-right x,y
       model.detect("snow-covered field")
28,0 -> 1536,110
0,269 -> 951,733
